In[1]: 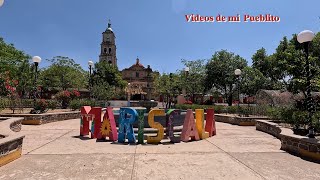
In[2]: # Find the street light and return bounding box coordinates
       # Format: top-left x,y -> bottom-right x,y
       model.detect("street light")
88,60 -> 94,99
32,56 -> 41,85
127,83 -> 131,106
235,69 -> 241,116
0,0 -> 4,7
32,56 -> 41,103
297,30 -> 315,138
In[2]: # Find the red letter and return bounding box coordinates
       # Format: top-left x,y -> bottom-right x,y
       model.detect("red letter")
185,15 -> 191,22
205,109 -> 216,136
244,15 -> 249,22
80,106 -> 102,139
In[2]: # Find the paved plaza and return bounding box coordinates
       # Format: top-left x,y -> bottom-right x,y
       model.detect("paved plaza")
0,119 -> 320,180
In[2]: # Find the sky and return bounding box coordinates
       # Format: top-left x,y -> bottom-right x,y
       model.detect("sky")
0,0 -> 319,74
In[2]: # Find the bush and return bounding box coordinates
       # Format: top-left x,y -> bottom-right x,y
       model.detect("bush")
69,99 -> 96,110
34,99 -> 48,111
311,112 -> 320,133
47,100 -> 59,110
0,98 -> 9,112
226,106 -> 237,114
214,105 -> 224,114
174,104 -> 225,114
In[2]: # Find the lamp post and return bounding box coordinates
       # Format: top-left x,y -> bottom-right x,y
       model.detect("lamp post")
297,30 -> 316,138
127,83 -> 131,106
88,60 -> 94,99
0,0 -> 4,7
32,56 -> 41,101
234,69 -> 241,116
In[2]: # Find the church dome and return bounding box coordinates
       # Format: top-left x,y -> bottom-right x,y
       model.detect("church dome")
107,27 -> 113,32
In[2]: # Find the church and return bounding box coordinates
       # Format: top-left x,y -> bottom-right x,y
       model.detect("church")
98,21 -> 158,100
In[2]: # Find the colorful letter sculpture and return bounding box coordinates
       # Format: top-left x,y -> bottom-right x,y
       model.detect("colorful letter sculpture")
195,109 -> 209,139
118,107 -> 138,143
80,106 -> 217,144
205,108 -> 216,136
147,109 -> 165,144
166,109 -> 181,143
80,106 -> 102,139
181,109 -> 200,142
136,108 -> 147,144
101,107 -> 118,141
80,106 -> 91,136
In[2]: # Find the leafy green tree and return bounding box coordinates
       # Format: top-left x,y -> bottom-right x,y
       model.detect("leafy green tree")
181,59 -> 207,103
252,48 -> 269,77
39,56 -> 87,91
251,46 -> 284,90
91,61 -> 126,100
153,72 -> 182,108
287,33 -> 320,95
91,82 -> 115,100
241,67 -> 268,96
0,37 -> 32,97
205,50 -> 247,106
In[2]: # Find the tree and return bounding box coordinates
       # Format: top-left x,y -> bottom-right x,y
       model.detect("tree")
0,37 -> 31,97
241,67 -> 268,97
251,46 -> 285,90
252,48 -> 269,76
153,72 -> 181,108
269,33 -> 320,95
205,50 -> 247,106
91,61 -> 126,100
181,59 -> 207,103
39,56 -> 87,91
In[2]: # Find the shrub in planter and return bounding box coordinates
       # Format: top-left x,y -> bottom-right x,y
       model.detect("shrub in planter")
214,105 -> 224,114
266,107 -> 282,121
55,90 -> 71,109
47,100 -> 59,110
312,112 -> 320,134
226,106 -> 237,114
69,99 -> 96,110
31,99 -> 48,114
291,111 -> 308,129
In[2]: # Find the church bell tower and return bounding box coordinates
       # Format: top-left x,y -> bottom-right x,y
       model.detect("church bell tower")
99,20 -> 117,66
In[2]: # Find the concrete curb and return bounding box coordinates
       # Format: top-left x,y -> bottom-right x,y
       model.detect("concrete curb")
256,120 -> 320,162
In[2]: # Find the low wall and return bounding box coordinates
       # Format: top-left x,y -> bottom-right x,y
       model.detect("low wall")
0,111 -> 80,125
256,120 -> 320,162
0,117 -> 25,167
256,120 -> 282,139
215,114 -> 269,126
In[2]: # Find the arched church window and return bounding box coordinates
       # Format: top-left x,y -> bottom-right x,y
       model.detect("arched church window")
104,48 -> 107,53
136,72 -> 139,78
109,48 -> 111,54
108,61 -> 112,64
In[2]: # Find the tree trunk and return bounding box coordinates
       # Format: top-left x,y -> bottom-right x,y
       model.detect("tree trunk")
228,84 -> 233,106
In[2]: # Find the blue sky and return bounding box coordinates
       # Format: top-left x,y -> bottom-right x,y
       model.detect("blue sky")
0,0 -> 319,73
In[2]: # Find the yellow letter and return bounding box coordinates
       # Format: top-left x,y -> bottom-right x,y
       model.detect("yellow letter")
147,109 -> 165,144
196,109 -> 209,139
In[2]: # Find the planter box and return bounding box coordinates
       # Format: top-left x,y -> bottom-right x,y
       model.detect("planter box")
0,117 -> 25,167
256,120 -> 320,162
0,111 -> 80,125
215,114 -> 270,126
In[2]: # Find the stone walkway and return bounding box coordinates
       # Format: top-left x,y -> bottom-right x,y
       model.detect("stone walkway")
0,119 -> 320,180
